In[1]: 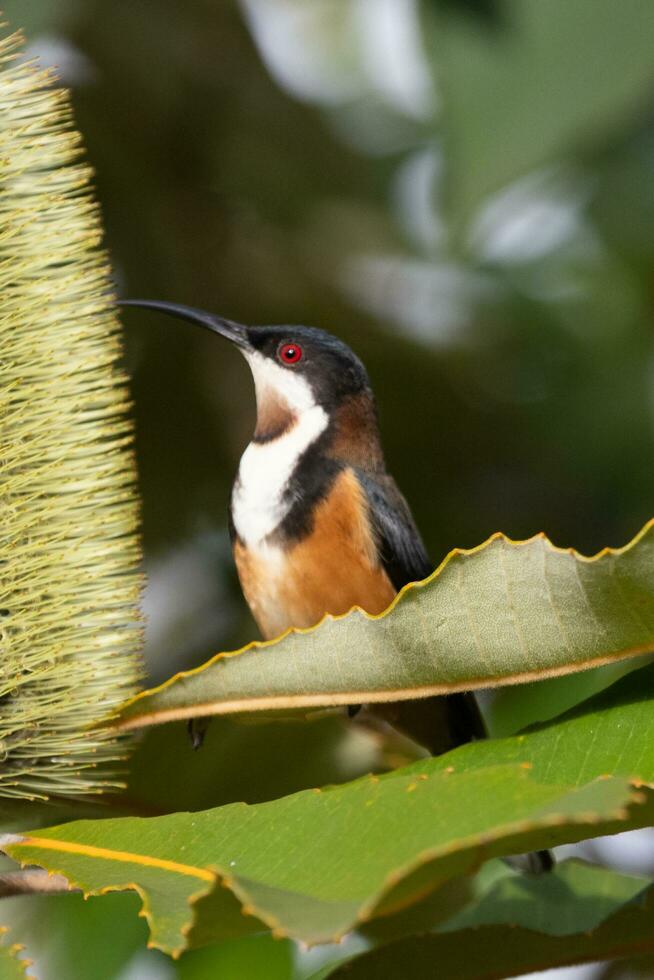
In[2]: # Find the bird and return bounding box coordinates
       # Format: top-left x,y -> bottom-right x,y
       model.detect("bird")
122,298 -> 551,871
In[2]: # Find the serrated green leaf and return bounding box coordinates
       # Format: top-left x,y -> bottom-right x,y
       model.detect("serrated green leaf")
323,881 -> 654,979
319,861 -> 654,978
114,522 -> 654,731
441,859 -> 651,936
5,665 -> 654,956
411,661 -> 654,786
429,0 -> 654,229
0,767 -> 651,954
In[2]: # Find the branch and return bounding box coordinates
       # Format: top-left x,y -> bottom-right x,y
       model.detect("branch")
0,869 -> 75,898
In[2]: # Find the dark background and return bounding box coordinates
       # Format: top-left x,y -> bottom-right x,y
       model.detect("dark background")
3,1 -> 654,978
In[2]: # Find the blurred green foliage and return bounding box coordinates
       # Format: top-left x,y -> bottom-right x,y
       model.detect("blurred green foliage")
6,0 -> 650,587
2,0 -> 653,977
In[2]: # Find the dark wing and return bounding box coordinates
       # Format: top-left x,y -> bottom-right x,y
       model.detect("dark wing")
358,469 -> 488,747
357,471 -> 432,590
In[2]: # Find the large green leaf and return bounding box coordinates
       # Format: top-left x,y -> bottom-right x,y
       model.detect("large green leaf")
315,861 -> 654,978
4,666 -> 654,957
429,0 -> 654,229
0,773 -> 651,954
440,859 -> 652,936
114,521 -> 654,730
323,882 -> 654,979
486,658 -> 646,737
410,660 -> 654,785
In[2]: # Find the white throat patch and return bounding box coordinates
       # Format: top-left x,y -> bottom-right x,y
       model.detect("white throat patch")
231,350 -> 328,547
244,349 -> 316,414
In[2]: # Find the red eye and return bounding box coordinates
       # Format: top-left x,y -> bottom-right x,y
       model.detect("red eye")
278,342 -> 303,365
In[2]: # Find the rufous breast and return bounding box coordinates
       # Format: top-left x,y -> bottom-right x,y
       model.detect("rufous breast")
233,467 -> 396,640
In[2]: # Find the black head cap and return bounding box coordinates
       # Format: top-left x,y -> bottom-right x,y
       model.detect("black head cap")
246,323 -> 371,408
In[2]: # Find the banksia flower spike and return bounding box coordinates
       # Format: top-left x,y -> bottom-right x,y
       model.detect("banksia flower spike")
0,27 -> 143,799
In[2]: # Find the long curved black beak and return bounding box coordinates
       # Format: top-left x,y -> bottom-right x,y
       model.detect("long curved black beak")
119,299 -> 251,350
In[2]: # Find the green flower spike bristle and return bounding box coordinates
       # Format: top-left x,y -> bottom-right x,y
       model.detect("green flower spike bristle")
0,26 -> 144,800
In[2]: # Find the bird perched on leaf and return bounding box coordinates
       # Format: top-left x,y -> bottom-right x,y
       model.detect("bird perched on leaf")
122,298 -> 551,871
122,298 -> 484,748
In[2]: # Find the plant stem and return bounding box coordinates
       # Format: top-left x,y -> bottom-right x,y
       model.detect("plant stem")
0,869 -> 74,898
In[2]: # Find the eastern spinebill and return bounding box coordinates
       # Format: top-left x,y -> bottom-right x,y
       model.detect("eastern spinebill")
121,299 -> 487,748
123,299 -> 552,873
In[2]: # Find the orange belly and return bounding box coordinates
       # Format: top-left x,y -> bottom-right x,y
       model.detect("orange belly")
233,468 -> 396,639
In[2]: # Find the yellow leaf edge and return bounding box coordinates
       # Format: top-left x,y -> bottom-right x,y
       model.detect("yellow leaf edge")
0,773 -> 649,954
111,518 -> 654,731
0,833 -> 216,960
